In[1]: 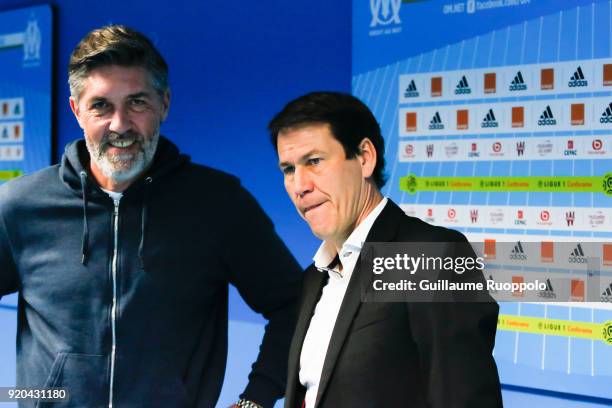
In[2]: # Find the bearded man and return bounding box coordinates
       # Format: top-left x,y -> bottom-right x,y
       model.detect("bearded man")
0,25 -> 301,408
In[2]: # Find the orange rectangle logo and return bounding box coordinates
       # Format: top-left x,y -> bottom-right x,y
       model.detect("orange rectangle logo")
431,77 -> 442,97
484,239 -> 496,260
571,103 -> 585,126
603,244 -> 612,266
406,112 -> 417,132
512,276 -> 525,297
457,109 -> 469,130
541,68 -> 554,90
484,72 -> 496,94
541,241 -> 554,263
604,64 -> 612,86
571,279 -> 585,302
511,106 -> 524,128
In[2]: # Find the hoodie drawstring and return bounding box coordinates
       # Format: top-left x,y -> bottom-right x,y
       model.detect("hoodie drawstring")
139,177 -> 152,269
79,171 -> 90,265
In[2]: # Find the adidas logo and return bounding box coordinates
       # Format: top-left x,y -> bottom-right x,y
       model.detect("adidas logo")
481,109 -> 499,128
538,106 -> 557,126
539,278 -> 557,299
429,111 -> 444,130
568,66 -> 588,87
404,80 -> 419,98
602,283 -> 612,302
568,243 -> 587,264
509,71 -> 527,91
509,241 -> 527,260
600,102 -> 612,124
455,75 -> 471,95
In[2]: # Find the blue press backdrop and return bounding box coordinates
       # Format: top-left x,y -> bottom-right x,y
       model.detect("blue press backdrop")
0,1 -> 608,407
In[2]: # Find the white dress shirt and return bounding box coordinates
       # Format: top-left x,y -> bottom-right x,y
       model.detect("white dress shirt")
299,197 -> 388,407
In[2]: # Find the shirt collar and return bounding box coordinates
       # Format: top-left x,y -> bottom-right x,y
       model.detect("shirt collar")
313,197 -> 388,274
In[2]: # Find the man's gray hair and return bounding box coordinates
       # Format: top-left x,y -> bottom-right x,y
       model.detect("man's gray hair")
68,25 -> 168,100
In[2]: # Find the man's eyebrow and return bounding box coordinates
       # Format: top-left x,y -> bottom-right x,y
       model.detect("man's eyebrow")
126,91 -> 152,99
279,150 -> 323,168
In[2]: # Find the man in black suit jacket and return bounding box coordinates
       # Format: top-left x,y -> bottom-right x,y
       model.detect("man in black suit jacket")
268,92 -> 503,407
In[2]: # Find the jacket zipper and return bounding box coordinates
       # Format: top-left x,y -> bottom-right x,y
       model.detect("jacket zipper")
109,199 -> 120,408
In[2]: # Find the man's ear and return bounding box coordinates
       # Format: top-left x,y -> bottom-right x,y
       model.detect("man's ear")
160,88 -> 170,122
357,137 -> 377,179
69,96 -> 84,129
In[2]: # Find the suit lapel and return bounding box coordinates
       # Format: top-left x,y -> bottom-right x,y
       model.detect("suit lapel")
286,266 -> 328,407
314,200 -> 403,406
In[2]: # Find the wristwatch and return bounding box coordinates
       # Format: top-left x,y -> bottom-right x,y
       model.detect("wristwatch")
236,398 -> 263,408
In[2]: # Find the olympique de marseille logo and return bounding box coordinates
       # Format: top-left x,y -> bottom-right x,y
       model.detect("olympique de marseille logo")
370,0 -> 402,27
23,17 -> 41,62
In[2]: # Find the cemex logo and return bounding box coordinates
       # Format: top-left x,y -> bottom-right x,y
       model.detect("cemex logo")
481,109 -> 499,128
516,141 -> 525,156
509,71 -> 527,91
569,243 -> 587,264
538,106 -> 557,126
566,211 -> 575,226
602,283 -> 612,302
426,144 -> 434,157
404,80 -> 419,98
455,76 -> 472,95
568,66 -> 588,87
600,102 -> 612,124
425,208 -> 435,223
515,210 -> 526,225
564,139 -> 577,156
370,0 -> 402,27
539,279 -> 556,299
468,142 -> 480,158
510,241 -> 527,260
429,112 -> 444,130
470,209 -> 478,223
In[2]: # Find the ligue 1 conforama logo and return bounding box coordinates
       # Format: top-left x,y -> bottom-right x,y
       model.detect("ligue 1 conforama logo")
370,0 -> 402,27
603,321 -> 612,345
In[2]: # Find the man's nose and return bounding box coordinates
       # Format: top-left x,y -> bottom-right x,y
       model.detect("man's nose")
293,166 -> 313,198
109,107 -> 133,134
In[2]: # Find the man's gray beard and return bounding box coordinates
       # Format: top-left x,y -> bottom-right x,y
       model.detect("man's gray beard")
85,132 -> 159,183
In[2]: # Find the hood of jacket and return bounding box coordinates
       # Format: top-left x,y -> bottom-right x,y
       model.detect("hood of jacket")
58,135 -> 190,267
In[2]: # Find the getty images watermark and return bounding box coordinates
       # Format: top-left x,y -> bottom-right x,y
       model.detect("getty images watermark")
359,241 -> 610,303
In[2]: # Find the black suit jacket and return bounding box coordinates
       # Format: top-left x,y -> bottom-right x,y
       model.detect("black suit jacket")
285,200 -> 502,408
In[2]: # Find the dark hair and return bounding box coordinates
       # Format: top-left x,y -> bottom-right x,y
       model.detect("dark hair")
68,25 -> 168,99
268,92 -> 386,189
